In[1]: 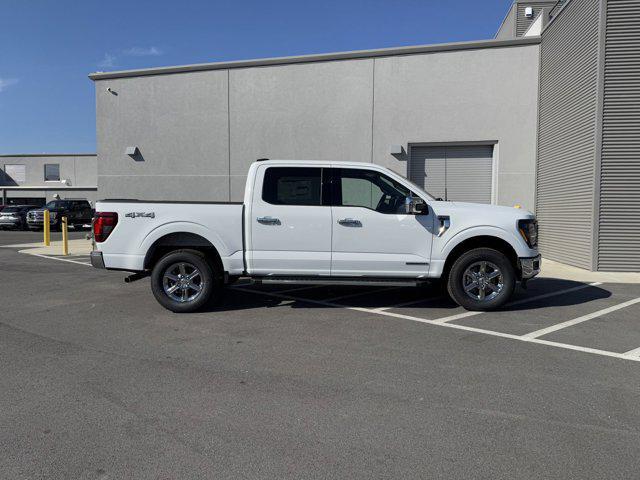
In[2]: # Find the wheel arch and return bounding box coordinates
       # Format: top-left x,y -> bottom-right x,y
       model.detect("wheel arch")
143,232 -> 224,274
441,235 -> 520,283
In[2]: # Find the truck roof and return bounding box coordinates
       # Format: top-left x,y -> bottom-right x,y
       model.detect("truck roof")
255,159 -> 380,168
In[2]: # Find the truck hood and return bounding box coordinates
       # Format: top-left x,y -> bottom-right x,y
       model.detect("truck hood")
447,201 -> 532,215
429,201 -> 535,224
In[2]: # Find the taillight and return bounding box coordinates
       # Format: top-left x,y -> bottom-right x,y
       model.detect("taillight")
93,212 -> 118,243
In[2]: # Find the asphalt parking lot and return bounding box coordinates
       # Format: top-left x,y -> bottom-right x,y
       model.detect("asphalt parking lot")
2,233 -> 640,479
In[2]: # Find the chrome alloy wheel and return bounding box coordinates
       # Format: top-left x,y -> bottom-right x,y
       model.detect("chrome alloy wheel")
162,262 -> 205,303
462,261 -> 504,302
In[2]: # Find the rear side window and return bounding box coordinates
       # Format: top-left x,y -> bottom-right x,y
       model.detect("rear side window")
262,167 -> 322,206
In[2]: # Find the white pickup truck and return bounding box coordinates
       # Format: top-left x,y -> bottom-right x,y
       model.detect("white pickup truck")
91,160 -> 540,312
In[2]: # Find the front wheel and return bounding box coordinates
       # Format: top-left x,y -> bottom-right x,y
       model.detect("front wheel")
150,249 -> 221,313
447,248 -> 515,311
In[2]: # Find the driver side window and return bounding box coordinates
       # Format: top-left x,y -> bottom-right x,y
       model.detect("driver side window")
333,168 -> 411,214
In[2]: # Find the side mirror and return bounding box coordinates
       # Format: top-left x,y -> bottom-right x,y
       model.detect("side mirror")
405,196 -> 428,215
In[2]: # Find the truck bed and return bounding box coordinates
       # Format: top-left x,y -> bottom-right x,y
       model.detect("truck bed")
94,200 -> 245,272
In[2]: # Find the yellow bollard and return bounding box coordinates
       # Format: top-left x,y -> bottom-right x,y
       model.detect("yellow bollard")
43,209 -> 50,246
62,216 -> 69,256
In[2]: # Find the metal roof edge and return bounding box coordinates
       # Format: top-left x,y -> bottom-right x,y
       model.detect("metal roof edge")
89,37 -> 541,81
494,2 -> 517,39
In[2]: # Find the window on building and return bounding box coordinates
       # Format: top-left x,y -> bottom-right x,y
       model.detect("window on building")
332,168 -> 411,214
44,164 -> 60,182
4,164 -> 26,184
262,167 -> 322,206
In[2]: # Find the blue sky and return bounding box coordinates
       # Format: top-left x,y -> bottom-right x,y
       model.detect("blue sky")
0,0 -> 512,154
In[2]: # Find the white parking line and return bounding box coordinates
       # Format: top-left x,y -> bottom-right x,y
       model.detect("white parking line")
522,296 -> 640,340
434,282 -> 603,324
508,282 -> 603,307
232,280 -> 640,363
29,253 -> 92,266
375,295 -> 443,311
325,287 -> 400,303
623,346 -> 640,358
277,285 -> 325,294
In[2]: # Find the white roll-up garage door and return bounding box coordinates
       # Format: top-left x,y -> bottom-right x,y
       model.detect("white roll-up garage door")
408,144 -> 494,204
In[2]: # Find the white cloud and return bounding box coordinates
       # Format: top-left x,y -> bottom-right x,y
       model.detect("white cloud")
0,78 -> 18,92
96,47 -> 162,70
123,46 -> 163,56
97,53 -> 117,69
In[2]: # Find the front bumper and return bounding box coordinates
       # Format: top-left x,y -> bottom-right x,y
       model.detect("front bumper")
0,218 -> 21,227
519,254 -> 541,279
27,219 -> 56,226
90,251 -> 105,269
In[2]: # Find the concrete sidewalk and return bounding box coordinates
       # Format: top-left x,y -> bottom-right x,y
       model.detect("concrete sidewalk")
537,258 -> 640,284
5,239 -> 93,257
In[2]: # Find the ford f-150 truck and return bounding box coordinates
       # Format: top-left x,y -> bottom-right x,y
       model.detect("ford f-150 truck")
90,160 -> 540,313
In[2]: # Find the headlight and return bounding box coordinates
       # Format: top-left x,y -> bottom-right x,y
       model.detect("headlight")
49,212 -> 57,220
518,219 -> 538,248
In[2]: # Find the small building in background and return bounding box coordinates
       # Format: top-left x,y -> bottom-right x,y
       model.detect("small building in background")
0,154 -> 97,206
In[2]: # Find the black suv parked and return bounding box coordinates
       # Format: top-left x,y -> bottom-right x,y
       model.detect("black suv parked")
0,205 -> 40,230
27,199 -> 94,231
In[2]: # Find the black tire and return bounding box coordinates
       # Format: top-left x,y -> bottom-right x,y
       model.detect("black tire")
447,248 -> 515,311
150,249 -> 221,313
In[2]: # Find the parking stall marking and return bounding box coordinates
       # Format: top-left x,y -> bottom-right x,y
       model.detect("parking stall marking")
623,346 -> 640,358
233,280 -> 640,363
21,253 -> 640,364
30,253 -> 92,267
325,286 -> 401,303
433,282 -> 603,324
374,295 -> 444,312
276,285 -> 327,294
522,296 -> 640,340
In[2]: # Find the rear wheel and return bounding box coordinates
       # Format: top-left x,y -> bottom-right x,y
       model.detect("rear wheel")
447,248 -> 515,311
151,249 -> 222,313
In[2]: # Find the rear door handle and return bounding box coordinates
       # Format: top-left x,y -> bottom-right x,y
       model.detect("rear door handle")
257,216 -> 281,225
338,218 -> 362,227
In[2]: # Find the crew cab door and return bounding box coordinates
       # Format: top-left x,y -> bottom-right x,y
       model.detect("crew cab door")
329,167 -> 435,277
247,164 -> 332,275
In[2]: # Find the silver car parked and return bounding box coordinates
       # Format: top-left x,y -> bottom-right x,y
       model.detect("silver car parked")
0,205 -> 40,230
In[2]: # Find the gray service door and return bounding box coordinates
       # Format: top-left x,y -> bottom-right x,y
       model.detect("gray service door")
409,145 -> 493,204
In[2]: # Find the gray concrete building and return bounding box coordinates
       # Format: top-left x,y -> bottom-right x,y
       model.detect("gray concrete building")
91,38 -> 541,209
89,0 -> 639,272
0,154 -> 97,206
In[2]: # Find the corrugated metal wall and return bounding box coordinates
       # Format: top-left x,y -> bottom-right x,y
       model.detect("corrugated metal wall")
516,2 -> 555,36
598,0 -> 640,271
536,0 -> 601,269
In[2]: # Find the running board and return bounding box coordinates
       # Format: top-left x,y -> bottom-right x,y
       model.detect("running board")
252,276 -> 428,287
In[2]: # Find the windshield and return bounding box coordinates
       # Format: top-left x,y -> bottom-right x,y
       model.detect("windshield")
44,201 -> 68,209
396,174 -> 436,201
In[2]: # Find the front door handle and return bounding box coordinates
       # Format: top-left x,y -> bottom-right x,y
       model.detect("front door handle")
338,218 -> 362,227
257,216 -> 281,225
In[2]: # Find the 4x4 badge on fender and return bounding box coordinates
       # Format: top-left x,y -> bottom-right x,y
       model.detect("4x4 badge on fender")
125,212 -> 155,219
